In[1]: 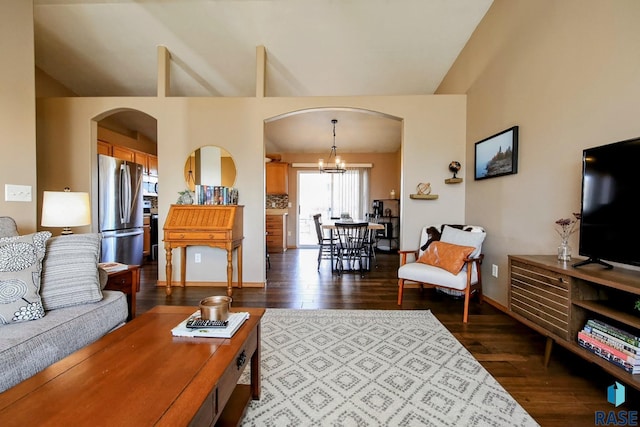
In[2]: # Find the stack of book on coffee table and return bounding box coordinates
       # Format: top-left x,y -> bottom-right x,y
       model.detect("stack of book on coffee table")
171,311 -> 250,338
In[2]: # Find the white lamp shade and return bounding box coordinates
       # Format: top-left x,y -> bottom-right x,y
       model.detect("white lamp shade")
41,191 -> 91,228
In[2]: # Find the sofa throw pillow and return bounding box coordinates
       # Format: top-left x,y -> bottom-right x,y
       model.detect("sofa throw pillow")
0,231 -> 51,325
440,225 -> 485,259
417,241 -> 475,275
98,267 -> 109,290
0,217 -> 19,238
40,233 -> 103,311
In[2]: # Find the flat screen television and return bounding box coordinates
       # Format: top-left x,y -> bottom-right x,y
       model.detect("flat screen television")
574,136 -> 640,269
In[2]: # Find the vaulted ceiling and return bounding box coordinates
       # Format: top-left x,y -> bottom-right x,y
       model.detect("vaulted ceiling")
33,0 -> 492,152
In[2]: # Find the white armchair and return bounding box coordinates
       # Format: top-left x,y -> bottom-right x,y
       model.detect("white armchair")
397,224 -> 486,323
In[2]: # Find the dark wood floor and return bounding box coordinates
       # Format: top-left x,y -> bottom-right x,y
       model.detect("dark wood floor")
138,249 -> 639,426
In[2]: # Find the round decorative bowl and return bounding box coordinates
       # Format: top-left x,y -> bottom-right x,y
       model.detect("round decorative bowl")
199,296 -> 232,321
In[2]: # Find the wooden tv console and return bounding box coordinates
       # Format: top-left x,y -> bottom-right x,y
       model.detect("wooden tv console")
508,255 -> 640,390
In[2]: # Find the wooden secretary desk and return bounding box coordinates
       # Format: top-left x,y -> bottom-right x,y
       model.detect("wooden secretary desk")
163,205 -> 244,296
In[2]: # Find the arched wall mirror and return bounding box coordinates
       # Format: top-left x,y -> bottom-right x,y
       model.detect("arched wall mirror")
184,146 -> 237,191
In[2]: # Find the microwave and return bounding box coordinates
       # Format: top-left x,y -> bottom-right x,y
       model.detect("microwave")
143,176 -> 158,196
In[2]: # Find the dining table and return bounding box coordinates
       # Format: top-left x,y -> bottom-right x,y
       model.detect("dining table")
322,220 -> 385,272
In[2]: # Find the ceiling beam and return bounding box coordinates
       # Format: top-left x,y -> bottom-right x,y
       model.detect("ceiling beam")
157,45 -> 171,97
256,45 -> 266,98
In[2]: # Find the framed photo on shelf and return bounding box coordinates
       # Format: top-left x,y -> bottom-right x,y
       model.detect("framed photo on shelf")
474,126 -> 519,180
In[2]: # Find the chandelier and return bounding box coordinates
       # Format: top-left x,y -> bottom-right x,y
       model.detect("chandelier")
318,119 -> 346,173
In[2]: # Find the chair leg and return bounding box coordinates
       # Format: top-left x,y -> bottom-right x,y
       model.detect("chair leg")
397,278 -> 404,305
476,266 -> 483,304
462,286 -> 471,323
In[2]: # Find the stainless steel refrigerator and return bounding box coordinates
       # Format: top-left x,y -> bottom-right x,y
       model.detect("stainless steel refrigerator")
98,154 -> 144,266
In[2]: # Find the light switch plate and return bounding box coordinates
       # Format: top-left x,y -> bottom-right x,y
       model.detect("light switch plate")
5,184 -> 32,202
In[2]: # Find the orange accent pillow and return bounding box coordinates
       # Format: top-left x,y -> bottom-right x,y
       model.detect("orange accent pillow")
417,241 -> 475,274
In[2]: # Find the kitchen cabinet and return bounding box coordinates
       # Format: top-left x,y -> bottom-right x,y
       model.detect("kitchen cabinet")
135,152 -> 159,177
143,215 -> 151,258
100,140 -> 157,178
112,145 -> 136,162
135,152 -> 150,175
266,213 -> 287,252
98,140 -> 112,156
266,162 -> 288,195
147,154 -> 158,176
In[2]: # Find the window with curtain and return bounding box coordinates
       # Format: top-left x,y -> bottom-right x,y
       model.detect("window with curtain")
297,167 -> 371,246
331,167 -> 370,219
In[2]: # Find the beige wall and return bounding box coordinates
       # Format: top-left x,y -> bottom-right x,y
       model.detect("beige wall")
438,0 -> 640,304
36,96 -> 466,285
0,1 -> 37,233
35,67 -> 76,97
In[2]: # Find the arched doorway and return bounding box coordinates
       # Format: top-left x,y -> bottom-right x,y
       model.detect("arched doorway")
92,109 -> 158,267
264,107 -> 402,249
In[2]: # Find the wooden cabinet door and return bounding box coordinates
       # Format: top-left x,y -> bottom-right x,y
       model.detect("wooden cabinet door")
135,151 -> 149,174
98,140 -> 112,156
266,214 -> 287,252
266,162 -> 288,195
143,216 -> 151,257
148,155 -> 158,176
112,145 -> 136,162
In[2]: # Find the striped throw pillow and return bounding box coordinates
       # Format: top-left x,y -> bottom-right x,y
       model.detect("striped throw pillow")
40,233 -> 103,311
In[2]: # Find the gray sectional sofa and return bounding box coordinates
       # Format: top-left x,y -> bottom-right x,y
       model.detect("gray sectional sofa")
0,217 -> 128,392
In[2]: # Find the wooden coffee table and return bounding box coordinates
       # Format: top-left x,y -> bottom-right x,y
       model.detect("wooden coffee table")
0,305 -> 264,426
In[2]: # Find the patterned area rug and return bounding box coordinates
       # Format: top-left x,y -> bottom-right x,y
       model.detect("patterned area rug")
240,309 -> 538,426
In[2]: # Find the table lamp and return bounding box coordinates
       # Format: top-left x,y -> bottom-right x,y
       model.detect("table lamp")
41,188 -> 91,235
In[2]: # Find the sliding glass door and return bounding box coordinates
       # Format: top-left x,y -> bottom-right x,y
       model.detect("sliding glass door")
297,168 -> 370,247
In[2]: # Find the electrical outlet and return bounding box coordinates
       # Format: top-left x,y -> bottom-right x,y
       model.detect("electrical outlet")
271,202 -> 276,208
287,231 -> 291,236
195,253 -> 201,263
492,264 -> 498,278
288,202 -> 292,208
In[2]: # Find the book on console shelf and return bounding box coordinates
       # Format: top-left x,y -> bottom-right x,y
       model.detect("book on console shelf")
578,331 -> 640,374
578,331 -> 640,364
583,323 -> 640,356
171,311 -> 249,339
98,262 -> 129,273
585,319 -> 640,348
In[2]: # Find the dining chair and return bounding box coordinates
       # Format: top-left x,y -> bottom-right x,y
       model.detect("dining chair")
313,214 -> 334,271
334,222 -> 369,277
364,213 -> 379,269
